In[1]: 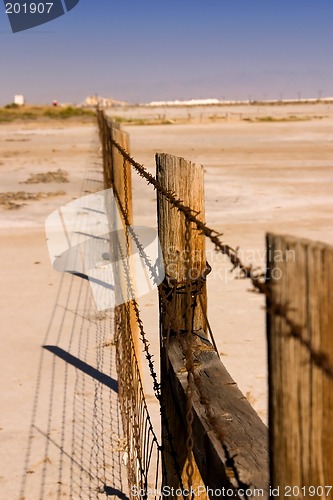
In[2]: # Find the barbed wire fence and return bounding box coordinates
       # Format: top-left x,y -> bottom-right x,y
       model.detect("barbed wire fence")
19,133 -> 130,499
97,109 -> 333,498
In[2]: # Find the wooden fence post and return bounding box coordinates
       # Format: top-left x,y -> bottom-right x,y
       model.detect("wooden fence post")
267,233 -> 333,495
156,153 -> 208,496
156,153 -> 208,332
100,116 -> 141,372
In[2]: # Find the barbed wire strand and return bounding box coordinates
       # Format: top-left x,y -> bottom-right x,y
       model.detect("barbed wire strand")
97,111 -> 333,500
104,125 -> 333,380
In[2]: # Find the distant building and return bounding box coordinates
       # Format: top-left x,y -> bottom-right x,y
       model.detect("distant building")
85,95 -> 100,107
14,95 -> 25,106
84,95 -> 127,108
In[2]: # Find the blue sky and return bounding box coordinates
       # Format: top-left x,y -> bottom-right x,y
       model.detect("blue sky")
0,0 -> 332,105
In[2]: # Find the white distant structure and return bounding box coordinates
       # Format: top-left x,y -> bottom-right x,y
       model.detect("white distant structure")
145,96 -> 333,107
84,95 -> 127,108
85,95 -> 106,107
14,95 -> 25,106
148,98 -> 222,107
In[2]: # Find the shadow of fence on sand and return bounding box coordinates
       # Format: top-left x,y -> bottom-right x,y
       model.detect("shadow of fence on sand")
19,168 -> 128,500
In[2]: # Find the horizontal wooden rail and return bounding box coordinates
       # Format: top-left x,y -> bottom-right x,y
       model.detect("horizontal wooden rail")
168,335 -> 269,498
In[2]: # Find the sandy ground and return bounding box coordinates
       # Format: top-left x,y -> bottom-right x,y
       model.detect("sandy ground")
0,124 -> 128,499
0,104 -> 332,498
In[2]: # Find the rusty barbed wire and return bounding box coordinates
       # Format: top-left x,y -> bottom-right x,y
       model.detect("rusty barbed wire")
106,133 -> 191,495
184,218 -> 195,492
108,134 -> 266,288
100,112 -> 201,496
111,198 -> 162,497
112,180 -> 190,497
113,167 -> 228,460
103,124 -> 333,381
97,110 -> 333,499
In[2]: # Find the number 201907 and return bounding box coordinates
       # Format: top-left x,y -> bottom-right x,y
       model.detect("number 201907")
5,3 -> 54,14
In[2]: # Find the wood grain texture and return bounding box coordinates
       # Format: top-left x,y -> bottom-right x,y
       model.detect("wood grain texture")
168,336 -> 269,498
102,123 -> 141,371
156,153 -> 208,497
156,153 -> 207,333
267,233 -> 333,494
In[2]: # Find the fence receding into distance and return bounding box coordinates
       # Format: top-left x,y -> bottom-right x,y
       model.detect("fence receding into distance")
97,109 -> 333,500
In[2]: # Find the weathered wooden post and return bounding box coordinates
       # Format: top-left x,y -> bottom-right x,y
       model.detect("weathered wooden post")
156,154 -> 208,331
156,153 -> 208,496
267,233 -> 333,496
156,154 -> 270,498
99,115 -> 141,372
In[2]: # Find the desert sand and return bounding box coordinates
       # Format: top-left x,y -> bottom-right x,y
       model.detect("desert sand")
0,103 -> 332,498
